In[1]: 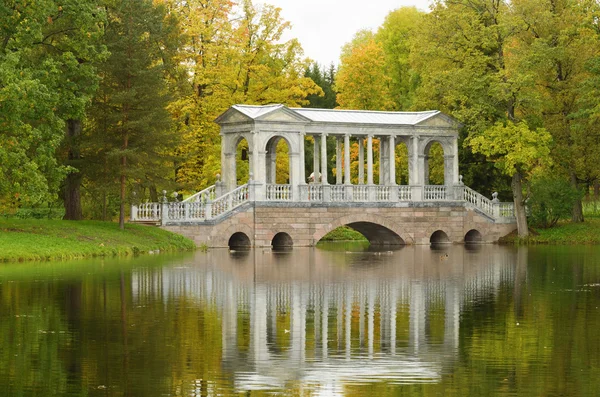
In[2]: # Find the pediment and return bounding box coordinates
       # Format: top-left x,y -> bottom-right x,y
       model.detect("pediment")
258,107 -> 310,123
214,108 -> 252,124
416,112 -> 462,129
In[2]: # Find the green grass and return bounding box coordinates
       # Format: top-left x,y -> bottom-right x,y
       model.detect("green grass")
0,219 -> 196,262
501,216 -> 600,245
320,226 -> 367,242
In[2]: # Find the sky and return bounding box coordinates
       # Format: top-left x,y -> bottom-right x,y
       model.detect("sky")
261,0 -> 433,66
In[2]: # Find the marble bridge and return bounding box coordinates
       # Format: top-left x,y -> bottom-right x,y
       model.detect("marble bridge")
130,105 -> 516,248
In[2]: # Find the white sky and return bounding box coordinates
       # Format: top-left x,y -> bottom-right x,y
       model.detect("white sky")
262,0 -> 433,66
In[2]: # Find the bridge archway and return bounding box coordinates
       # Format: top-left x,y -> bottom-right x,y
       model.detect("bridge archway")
272,232 -> 293,250
265,136 -> 292,184
423,140 -> 445,185
430,230 -> 450,244
314,214 -> 410,246
228,232 -> 251,250
465,229 -> 483,244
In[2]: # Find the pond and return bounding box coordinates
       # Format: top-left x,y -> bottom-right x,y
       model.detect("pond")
1,244 -> 600,396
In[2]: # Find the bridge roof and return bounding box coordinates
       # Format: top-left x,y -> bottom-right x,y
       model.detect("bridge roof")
218,104 -> 454,127
292,107 -> 440,125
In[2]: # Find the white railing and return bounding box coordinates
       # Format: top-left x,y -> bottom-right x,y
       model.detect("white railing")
308,184 -> 322,201
132,183 -> 517,225
376,186 -> 391,201
463,186 -> 494,216
398,186 -> 411,201
183,185 -> 216,203
331,185 -> 347,202
424,185 -> 447,200
136,202 -> 161,221
353,185 -> 368,201
211,184 -> 249,218
266,184 -> 292,201
499,203 -> 515,218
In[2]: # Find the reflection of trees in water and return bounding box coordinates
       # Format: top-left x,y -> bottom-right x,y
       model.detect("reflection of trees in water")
3,246 -> 600,396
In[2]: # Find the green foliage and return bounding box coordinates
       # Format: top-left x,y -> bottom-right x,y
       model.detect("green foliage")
469,121 -> 552,178
304,62 -> 337,109
529,176 -> 582,228
0,219 -> 195,261
320,226 -> 367,241
0,0 -> 105,209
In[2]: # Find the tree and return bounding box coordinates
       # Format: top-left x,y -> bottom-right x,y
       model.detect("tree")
0,0 -> 104,212
469,121 -> 552,237
335,31 -> 393,110
304,62 -> 337,109
376,6 -> 424,110
86,0 -> 178,228
171,0 -> 321,192
511,0 -> 600,222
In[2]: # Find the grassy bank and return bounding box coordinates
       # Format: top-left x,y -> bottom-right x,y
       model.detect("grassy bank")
0,219 -> 195,262
501,216 -> 600,245
320,226 -> 367,242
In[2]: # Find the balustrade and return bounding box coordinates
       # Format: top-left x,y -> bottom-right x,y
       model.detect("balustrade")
136,202 -> 161,221
266,184 -> 292,201
330,185 -> 347,202
132,182 -> 517,224
424,186 -> 447,200
398,186 -> 412,201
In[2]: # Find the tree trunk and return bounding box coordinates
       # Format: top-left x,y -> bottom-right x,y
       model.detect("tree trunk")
570,171 -> 584,223
119,135 -> 128,230
63,119 -> 83,220
512,172 -> 528,237
594,180 -> 599,200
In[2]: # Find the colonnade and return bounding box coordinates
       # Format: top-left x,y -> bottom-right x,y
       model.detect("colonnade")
217,105 -> 461,199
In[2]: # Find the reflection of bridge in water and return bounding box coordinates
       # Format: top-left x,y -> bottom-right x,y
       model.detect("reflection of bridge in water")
131,246 -> 525,394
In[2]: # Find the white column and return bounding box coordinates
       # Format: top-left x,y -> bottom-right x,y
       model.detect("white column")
224,153 -> 236,191
336,137 -> 342,185
367,135 -> 374,185
321,133 -> 328,184
379,136 -> 385,185
299,133 -> 306,184
344,134 -> 351,184
453,138 -> 460,184
358,137 -> 365,185
389,135 -> 396,185
444,155 -> 453,186
313,135 -> 320,183
409,136 -> 419,185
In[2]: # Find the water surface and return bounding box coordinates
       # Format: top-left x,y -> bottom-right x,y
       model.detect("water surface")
1,245 -> 600,396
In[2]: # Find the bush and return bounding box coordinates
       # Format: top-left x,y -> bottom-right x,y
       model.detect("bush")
529,176 -> 581,228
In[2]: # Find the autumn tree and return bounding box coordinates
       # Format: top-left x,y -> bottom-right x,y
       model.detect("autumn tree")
171,0 -> 321,192
336,30 -> 393,110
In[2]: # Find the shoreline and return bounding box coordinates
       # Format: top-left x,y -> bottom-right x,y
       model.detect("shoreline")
0,219 -> 196,262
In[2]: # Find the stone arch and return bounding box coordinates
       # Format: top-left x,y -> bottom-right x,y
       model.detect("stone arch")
313,213 -> 412,246
272,232 -> 293,250
430,230 -> 450,244
264,135 -> 293,184
394,137 -> 410,185
464,229 -> 483,243
422,139 -> 447,185
228,232 -> 251,249
213,223 -> 254,248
